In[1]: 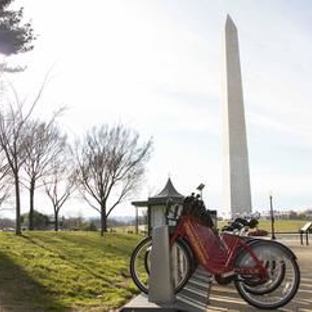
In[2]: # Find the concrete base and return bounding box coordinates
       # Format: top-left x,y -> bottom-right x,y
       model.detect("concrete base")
149,226 -> 175,305
123,267 -> 211,312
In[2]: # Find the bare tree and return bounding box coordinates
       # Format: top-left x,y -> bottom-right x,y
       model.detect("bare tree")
0,77 -> 48,235
22,119 -> 66,230
75,124 -> 152,236
43,152 -> 76,231
0,148 -> 11,206
0,102 -> 28,234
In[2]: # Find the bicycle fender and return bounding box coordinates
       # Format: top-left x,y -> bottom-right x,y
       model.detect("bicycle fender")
241,239 -> 298,260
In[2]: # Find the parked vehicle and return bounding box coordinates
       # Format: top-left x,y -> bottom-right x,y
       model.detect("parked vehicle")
130,194 -> 300,310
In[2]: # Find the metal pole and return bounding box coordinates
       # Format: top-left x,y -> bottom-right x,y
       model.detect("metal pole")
135,206 -> 139,235
269,195 -> 276,240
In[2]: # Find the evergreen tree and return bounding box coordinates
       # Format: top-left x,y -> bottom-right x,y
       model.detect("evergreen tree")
0,0 -> 35,56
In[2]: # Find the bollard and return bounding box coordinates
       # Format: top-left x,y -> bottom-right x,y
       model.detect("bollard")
148,225 -> 175,305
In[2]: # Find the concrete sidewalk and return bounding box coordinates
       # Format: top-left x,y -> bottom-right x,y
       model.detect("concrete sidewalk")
122,240 -> 312,312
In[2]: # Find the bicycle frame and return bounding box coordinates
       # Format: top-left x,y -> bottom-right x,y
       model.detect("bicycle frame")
169,215 -> 268,280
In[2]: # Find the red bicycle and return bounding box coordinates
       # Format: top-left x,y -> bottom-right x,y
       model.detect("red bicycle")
130,194 -> 300,309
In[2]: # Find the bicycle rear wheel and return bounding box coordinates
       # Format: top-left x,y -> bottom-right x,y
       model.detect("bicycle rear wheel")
130,236 -> 192,294
235,241 -> 300,309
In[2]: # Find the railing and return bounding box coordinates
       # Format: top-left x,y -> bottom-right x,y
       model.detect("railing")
266,230 -> 311,246
299,222 -> 312,246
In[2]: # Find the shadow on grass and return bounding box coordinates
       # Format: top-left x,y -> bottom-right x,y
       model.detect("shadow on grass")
21,234 -> 120,286
0,250 -> 71,312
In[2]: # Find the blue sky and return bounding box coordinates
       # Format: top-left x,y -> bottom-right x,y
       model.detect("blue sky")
3,0 -> 312,218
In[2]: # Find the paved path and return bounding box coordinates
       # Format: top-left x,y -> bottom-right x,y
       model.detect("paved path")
122,240 -> 312,311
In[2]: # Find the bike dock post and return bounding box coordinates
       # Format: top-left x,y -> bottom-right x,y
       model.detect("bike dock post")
148,225 -> 175,305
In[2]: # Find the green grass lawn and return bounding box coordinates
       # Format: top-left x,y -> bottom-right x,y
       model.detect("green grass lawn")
261,219 -> 308,232
113,219 -> 308,234
0,231 -> 142,311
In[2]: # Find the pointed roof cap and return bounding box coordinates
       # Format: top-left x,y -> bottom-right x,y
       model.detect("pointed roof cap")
153,178 -> 184,198
148,178 -> 184,205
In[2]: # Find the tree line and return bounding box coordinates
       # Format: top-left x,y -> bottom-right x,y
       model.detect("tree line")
0,91 -> 152,236
0,0 -> 152,236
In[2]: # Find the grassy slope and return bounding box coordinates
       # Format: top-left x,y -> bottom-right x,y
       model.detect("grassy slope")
0,231 -> 142,311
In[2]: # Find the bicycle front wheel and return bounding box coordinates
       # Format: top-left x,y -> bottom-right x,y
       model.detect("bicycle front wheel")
235,241 -> 300,309
130,236 -> 192,294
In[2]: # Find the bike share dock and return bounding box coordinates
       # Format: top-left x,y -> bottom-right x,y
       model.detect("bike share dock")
127,183 -> 308,311
122,238 -> 312,312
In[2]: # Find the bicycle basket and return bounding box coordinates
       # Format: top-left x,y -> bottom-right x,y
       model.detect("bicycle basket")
182,194 -> 214,228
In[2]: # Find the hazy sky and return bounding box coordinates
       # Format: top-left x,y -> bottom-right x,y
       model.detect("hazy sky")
3,0 -> 312,218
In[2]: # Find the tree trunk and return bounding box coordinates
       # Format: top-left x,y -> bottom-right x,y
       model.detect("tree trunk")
100,204 -> 107,236
14,174 -> 22,235
29,180 -> 35,230
54,209 -> 59,231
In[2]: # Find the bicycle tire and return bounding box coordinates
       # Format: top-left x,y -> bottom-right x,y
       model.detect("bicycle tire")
234,241 -> 300,309
130,236 -> 192,294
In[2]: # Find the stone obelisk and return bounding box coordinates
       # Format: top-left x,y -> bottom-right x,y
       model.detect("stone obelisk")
223,15 -> 252,217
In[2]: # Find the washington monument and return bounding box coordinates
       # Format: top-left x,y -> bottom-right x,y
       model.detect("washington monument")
223,15 -> 252,216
